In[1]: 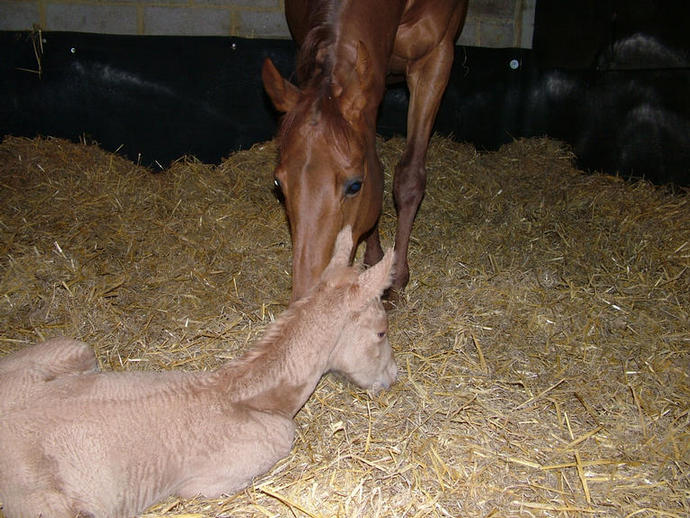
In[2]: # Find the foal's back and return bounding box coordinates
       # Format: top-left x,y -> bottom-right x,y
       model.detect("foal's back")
0,364 -> 293,517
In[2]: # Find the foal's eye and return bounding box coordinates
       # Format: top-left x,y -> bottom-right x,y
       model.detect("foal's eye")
377,331 -> 386,339
344,178 -> 362,196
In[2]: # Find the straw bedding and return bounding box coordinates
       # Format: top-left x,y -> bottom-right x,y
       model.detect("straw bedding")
0,134 -> 687,517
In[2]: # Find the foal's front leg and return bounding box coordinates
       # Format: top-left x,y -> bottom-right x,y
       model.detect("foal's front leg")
177,410 -> 296,499
393,41 -> 456,294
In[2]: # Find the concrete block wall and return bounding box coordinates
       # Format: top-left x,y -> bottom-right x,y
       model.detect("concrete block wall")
1,0 -> 535,48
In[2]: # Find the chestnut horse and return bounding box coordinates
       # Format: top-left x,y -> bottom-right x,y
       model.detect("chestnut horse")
262,0 -> 468,300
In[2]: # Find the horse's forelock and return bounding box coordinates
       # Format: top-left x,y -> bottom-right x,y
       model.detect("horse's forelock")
277,87 -> 356,163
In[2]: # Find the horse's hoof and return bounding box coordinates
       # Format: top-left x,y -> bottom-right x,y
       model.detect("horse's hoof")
382,287 -> 405,310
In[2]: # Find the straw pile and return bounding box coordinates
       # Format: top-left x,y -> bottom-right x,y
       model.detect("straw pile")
0,134 -> 687,517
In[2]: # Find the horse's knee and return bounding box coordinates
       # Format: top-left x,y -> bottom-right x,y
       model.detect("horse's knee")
393,163 -> 427,211
363,229 -> 384,267
0,338 -> 98,414
50,338 -> 98,376
390,258 -> 411,294
0,338 -> 96,378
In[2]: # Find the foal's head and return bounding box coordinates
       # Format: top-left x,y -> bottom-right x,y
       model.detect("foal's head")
318,227 -> 397,394
330,297 -> 396,394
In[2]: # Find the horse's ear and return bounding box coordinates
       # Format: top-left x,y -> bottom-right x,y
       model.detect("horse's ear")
336,41 -> 373,124
327,225 -> 354,270
356,247 -> 395,302
262,58 -> 300,113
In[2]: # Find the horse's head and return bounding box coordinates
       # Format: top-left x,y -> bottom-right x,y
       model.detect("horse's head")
262,43 -> 383,301
318,227 -> 397,394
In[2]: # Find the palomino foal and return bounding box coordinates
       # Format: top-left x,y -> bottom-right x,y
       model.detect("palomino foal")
0,228 -> 396,518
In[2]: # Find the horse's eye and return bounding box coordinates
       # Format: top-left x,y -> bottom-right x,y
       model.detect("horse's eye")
274,178 -> 281,190
344,178 -> 362,196
377,331 -> 386,339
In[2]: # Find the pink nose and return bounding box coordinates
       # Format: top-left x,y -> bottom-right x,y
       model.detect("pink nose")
386,361 -> 398,386
371,361 -> 398,394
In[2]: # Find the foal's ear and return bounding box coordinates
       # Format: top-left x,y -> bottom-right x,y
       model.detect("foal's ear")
262,58 -> 300,113
356,247 -> 395,302
327,225 -> 354,270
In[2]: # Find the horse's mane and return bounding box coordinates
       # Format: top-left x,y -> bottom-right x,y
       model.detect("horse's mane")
276,1 -> 359,161
212,278 -> 339,399
210,262 -> 363,401
295,0 -> 339,85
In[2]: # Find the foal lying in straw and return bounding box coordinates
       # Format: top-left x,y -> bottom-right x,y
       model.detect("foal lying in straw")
0,228 -> 397,517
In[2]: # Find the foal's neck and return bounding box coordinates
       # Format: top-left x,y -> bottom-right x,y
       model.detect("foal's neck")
216,296 -> 341,418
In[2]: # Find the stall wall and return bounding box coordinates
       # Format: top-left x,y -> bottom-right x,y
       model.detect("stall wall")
1,0 -> 535,48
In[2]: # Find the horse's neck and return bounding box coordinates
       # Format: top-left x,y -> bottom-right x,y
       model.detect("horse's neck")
215,302 -> 338,418
301,2 -> 402,120
336,1 -> 403,53
332,2 -> 403,77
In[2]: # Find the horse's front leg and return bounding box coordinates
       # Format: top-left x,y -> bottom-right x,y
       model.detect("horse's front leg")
392,41 -> 456,294
363,219 -> 384,268
177,412 -> 295,499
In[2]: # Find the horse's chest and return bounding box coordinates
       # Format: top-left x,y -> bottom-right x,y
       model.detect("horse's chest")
175,411 -> 295,498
